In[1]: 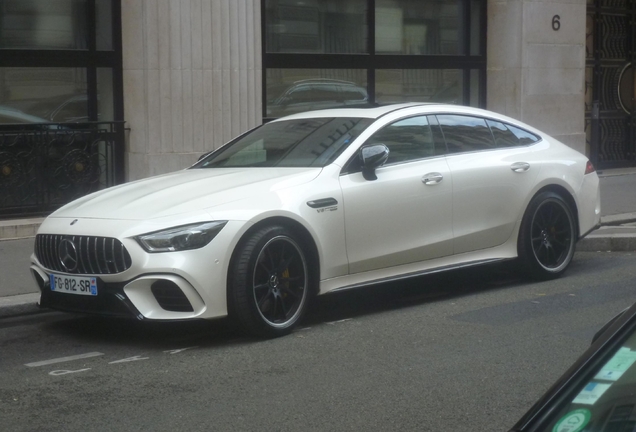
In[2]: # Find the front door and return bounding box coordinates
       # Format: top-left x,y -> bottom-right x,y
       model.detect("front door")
339,115 -> 453,274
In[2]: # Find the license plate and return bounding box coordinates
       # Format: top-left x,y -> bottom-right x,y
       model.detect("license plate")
49,274 -> 98,296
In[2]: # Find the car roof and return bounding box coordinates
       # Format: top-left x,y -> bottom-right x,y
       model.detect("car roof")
274,103 -> 431,120
272,103 -> 546,136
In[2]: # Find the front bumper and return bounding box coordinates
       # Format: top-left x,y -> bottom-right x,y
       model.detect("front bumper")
30,218 -> 248,321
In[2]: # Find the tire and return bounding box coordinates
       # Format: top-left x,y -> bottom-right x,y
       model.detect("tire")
229,225 -> 312,338
518,191 -> 577,280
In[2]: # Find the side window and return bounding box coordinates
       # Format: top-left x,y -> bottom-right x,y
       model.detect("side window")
487,120 -> 541,148
507,124 -> 541,145
437,115 -> 495,153
487,120 -> 520,148
366,116 -> 438,164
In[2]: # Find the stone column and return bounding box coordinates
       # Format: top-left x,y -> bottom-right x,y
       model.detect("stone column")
487,0 -> 586,154
121,0 -> 262,181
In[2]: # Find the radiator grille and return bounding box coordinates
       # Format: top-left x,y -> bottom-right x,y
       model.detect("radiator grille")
35,234 -> 132,275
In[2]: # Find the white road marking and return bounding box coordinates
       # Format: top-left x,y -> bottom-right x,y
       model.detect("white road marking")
109,355 -> 149,364
49,368 -> 91,376
25,352 -> 104,368
163,347 -> 198,354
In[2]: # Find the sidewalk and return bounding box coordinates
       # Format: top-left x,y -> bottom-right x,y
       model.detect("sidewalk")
1,167 -> 635,318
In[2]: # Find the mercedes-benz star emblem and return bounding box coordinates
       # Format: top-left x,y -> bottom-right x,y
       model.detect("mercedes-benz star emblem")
58,239 -> 79,272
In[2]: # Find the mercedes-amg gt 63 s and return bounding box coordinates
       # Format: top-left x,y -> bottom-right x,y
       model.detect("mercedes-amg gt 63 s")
30,104 -> 601,337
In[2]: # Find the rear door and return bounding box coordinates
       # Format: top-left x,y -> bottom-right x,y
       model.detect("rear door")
437,114 -> 542,254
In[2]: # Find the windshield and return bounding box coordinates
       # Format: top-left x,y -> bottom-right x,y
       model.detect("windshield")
539,316 -> 636,431
193,117 -> 373,168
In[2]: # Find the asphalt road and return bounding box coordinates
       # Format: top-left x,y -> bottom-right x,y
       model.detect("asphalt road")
1,251 -> 636,432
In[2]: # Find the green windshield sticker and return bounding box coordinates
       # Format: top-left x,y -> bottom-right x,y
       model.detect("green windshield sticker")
552,409 -> 591,432
594,346 -> 636,381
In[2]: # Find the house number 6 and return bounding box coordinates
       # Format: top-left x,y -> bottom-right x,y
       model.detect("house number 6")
552,15 -> 561,31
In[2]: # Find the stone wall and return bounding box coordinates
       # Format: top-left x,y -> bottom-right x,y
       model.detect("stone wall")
487,0 -> 586,153
121,0 -> 262,181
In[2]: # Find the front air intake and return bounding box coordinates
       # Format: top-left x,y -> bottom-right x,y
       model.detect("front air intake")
151,280 -> 194,312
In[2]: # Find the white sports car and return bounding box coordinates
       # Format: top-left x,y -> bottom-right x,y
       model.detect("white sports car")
30,104 -> 601,337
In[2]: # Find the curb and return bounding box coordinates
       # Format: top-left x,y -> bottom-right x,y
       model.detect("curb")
577,233 -> 636,252
0,218 -> 44,241
0,293 -> 45,320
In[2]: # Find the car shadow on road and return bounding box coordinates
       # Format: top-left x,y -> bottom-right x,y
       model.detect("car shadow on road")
39,261 -> 530,349
305,261 -> 526,325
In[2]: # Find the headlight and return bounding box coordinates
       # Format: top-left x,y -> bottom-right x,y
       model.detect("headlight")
136,221 -> 228,253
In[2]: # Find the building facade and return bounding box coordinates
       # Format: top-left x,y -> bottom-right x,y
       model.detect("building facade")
0,0 -> 633,217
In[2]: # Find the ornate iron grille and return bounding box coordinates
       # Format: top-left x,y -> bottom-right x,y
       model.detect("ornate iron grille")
35,234 -> 132,275
586,0 -> 636,168
0,122 -> 124,217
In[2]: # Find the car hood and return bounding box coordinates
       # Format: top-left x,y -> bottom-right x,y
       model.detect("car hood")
51,168 -> 322,220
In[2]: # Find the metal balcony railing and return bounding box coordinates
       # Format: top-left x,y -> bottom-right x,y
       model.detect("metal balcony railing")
0,121 -> 125,217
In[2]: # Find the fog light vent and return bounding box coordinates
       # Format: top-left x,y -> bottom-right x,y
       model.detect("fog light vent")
150,280 -> 194,312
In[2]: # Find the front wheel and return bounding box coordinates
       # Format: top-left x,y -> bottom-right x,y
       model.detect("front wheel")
518,191 -> 577,280
229,225 -> 311,338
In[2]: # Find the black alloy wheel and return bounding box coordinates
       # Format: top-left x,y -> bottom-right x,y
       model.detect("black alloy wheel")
229,225 -> 311,337
519,191 -> 576,280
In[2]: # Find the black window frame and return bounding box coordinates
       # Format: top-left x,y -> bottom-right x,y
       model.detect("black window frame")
262,0 -> 487,122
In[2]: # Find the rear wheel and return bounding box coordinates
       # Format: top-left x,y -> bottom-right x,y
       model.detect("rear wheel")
518,191 -> 576,280
229,225 -> 311,338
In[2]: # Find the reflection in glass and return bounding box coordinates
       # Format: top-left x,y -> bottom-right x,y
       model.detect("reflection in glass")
376,69 -> 463,104
437,114 -> 494,153
366,116 -> 440,164
0,0 -> 88,50
470,0 -> 481,55
266,69 -> 368,118
266,0 -> 367,53
0,68 -> 87,123
375,0 -> 461,55
470,69 -> 479,107
196,117 -> 373,168
96,0 -> 113,50
97,68 -> 114,121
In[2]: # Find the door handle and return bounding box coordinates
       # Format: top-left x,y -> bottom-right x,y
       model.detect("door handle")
510,162 -> 530,172
422,172 -> 443,185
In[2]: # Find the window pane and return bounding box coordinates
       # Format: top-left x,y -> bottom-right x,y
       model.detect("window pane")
376,69 -> 462,104
266,0 -> 367,53
470,69 -> 480,107
375,0 -> 461,55
437,115 -> 495,153
0,67 -> 87,123
96,0 -> 113,50
0,0 -> 87,50
196,118 -> 373,168
507,124 -> 541,145
487,120 -> 520,148
470,0 -> 482,55
97,68 -> 113,121
266,69 -> 368,118
366,116 -> 439,164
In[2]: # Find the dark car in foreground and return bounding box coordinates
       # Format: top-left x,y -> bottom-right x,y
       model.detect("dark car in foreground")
511,303 -> 636,431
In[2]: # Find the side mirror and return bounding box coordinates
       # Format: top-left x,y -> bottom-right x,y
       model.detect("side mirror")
198,151 -> 212,161
360,144 -> 389,181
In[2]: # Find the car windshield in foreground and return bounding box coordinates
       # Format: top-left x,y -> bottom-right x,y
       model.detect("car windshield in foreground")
194,117 -> 373,168
539,318 -> 636,431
